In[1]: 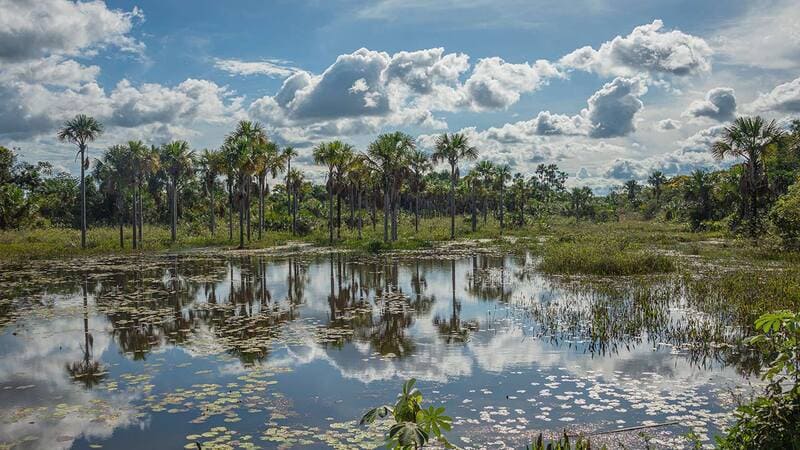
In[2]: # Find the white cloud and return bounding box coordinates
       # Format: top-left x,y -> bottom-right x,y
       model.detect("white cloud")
463,58 -> 563,110
748,76 -> 800,114
683,87 -> 736,122
213,58 -> 301,78
656,118 -> 681,131
711,0 -> 800,70
585,76 -> 647,137
559,20 -> 712,79
0,0 -> 144,61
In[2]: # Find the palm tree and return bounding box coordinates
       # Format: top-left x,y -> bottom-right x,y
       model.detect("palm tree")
283,146 -> 298,216
253,140 -> 283,240
346,155 -> 370,240
160,141 -> 194,243
57,114 -> 103,249
711,116 -> 783,236
199,149 -> 224,235
314,140 -> 352,244
287,168 -> 304,235
623,179 -> 641,206
367,132 -> 415,242
226,120 -> 267,242
474,160 -> 496,225
224,137 -> 253,248
684,170 -> 713,231
94,145 -> 130,249
569,186 -> 594,220
511,173 -> 527,226
495,165 -> 511,231
408,149 -> 431,233
648,170 -> 667,206
432,133 -> 478,239
333,146 -> 355,239
128,141 -> 158,248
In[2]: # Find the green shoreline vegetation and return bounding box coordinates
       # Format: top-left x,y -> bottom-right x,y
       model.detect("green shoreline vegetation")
1,113 -> 799,447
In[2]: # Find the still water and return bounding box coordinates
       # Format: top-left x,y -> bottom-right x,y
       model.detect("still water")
0,250 -> 753,449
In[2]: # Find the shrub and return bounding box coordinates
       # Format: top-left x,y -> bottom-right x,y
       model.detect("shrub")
717,311 -> 800,449
770,180 -> 800,248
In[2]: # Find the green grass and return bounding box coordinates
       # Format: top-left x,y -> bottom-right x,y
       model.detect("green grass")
538,238 -> 676,276
0,225 -> 296,261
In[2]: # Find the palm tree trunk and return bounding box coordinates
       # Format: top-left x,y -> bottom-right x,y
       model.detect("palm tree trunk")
137,184 -> 143,244
228,180 -> 233,241
246,182 -> 251,242
449,166 -> 456,240
292,185 -> 298,234
471,181 -> 477,232
328,172 -> 334,244
349,185 -> 355,231
383,178 -> 390,243
391,188 -> 398,241
132,189 -> 138,250
80,144 -> 86,249
336,191 -> 342,239
118,195 -> 124,249
258,179 -> 264,240
238,186 -> 245,249
415,189 -> 422,232
210,186 -> 216,235
357,184 -> 363,240
499,186 -> 505,232
286,157 -> 292,215
170,180 -> 177,243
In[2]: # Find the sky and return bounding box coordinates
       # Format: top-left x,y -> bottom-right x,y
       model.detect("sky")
1,0 -> 799,190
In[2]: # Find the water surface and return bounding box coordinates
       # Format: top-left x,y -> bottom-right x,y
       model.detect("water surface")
0,250 -> 753,449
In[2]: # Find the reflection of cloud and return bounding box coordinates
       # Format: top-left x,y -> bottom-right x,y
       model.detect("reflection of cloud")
0,310 -> 138,449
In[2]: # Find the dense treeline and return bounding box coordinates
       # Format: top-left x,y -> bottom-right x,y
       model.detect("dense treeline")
1,115 -> 799,249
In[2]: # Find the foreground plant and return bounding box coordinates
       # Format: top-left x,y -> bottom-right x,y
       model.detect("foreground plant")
527,432 -> 599,450
717,311 -> 800,449
360,378 -> 455,449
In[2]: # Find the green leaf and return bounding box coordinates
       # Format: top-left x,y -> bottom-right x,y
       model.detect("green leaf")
359,405 -> 393,425
417,405 -> 453,437
388,422 -> 428,448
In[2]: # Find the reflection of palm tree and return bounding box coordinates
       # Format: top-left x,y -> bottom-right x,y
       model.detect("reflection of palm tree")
66,274 -> 106,388
434,260 -> 476,344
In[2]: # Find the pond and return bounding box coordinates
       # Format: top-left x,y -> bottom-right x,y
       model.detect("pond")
0,249 -> 756,449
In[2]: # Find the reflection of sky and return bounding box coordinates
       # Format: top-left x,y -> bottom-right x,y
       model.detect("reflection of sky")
0,299 -> 138,450
0,253 -> 754,448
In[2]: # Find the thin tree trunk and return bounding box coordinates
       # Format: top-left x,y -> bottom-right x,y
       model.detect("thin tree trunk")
210,186 -> 215,235
349,185 -> 355,231
80,144 -> 86,249
239,186 -> 245,249
450,166 -> 456,240
357,184 -> 363,240
258,180 -> 264,240
118,195 -> 124,249
170,180 -> 177,243
137,184 -> 143,244
228,180 -> 233,241
328,173 -> 334,244
292,185 -> 298,234
500,186 -> 505,232
414,186 -> 419,233
246,182 -> 251,242
336,192 -> 342,239
383,179 -> 390,243
471,181 -> 477,232
132,189 -> 138,250
286,157 -> 291,215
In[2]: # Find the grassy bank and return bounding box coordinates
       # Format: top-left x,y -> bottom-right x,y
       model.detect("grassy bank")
1,215 -> 798,268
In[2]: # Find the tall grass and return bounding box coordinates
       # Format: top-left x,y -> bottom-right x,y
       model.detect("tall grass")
539,238 -> 675,276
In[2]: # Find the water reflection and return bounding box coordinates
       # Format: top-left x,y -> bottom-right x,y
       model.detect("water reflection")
0,252 -> 760,448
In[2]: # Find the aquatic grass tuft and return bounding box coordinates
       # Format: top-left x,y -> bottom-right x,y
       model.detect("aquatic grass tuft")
539,239 -> 675,276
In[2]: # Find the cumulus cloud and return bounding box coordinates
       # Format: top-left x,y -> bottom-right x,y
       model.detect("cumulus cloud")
214,58 -> 301,78
559,20 -> 712,78
463,58 -> 562,110
602,124 -> 727,181
384,47 -> 469,94
748,76 -> 800,114
656,118 -> 681,131
0,0 -> 144,61
684,87 -> 736,122
585,76 -> 647,137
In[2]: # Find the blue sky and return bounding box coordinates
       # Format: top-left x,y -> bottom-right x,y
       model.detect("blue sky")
2,0 -> 799,189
